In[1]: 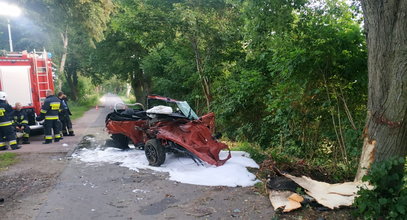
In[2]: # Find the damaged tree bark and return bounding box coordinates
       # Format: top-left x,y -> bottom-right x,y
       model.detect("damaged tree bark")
355,0 -> 407,181
58,28 -> 69,91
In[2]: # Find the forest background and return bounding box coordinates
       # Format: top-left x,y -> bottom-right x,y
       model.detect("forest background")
0,0 -> 389,180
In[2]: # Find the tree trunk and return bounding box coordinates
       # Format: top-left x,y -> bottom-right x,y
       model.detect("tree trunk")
191,37 -> 212,112
130,69 -> 146,106
65,71 -> 78,101
126,83 -> 131,98
58,29 -> 68,91
355,0 -> 407,181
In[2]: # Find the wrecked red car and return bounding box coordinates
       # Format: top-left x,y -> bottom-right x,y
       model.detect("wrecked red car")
105,95 -> 231,167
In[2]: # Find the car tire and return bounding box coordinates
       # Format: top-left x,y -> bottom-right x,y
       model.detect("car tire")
108,134 -> 130,150
144,139 -> 166,166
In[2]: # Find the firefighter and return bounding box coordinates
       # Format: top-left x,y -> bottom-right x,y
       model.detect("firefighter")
36,90 -> 62,144
0,91 -> 21,150
13,102 -> 30,144
58,92 -> 74,136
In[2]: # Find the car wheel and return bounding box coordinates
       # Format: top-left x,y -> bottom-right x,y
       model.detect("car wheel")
108,134 -> 130,150
144,139 -> 166,166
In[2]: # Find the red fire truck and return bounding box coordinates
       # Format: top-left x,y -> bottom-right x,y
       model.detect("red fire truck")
0,50 -> 55,130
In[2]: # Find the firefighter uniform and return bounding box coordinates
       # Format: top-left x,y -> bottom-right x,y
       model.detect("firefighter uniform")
0,100 -> 20,150
12,109 -> 30,144
59,97 -> 74,136
37,95 -> 62,144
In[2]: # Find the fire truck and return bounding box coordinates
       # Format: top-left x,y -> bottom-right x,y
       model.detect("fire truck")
0,50 -> 55,130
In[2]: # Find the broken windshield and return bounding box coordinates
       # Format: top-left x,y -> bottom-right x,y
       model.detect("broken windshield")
176,101 -> 199,120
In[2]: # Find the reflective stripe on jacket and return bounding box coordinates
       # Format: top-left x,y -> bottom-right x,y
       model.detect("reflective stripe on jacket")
41,95 -> 61,120
0,100 -> 13,127
13,110 -> 29,125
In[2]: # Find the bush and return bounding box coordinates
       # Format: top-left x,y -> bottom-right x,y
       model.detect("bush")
231,142 -> 267,163
353,157 -> 407,219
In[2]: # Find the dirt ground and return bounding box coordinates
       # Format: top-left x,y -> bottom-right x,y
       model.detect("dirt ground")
0,153 -> 67,219
0,95 -> 275,219
0,152 -> 354,220
0,94 -> 354,219
0,151 -> 274,220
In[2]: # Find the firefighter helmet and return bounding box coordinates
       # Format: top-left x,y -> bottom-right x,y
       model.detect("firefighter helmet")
0,91 -> 7,100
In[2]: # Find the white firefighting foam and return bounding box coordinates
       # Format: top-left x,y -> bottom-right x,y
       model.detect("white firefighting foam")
73,146 -> 259,187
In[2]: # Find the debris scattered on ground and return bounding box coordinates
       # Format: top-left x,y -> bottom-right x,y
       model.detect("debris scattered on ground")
266,172 -> 373,213
267,176 -> 300,192
283,173 -> 372,209
268,191 -> 303,212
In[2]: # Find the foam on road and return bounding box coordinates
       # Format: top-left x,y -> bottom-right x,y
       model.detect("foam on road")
73,144 -> 259,187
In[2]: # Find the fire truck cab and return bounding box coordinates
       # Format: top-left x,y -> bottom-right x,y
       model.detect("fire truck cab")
0,50 -> 55,131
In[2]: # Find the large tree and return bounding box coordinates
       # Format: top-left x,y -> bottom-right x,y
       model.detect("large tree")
355,0 -> 407,180
14,0 -> 114,99
86,0 -> 177,104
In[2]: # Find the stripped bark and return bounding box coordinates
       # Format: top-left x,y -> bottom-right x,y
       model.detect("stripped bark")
58,28 -> 68,91
355,0 -> 407,181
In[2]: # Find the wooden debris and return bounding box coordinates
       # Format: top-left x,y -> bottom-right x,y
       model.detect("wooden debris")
268,190 -> 303,212
283,173 -> 372,209
288,193 -> 304,203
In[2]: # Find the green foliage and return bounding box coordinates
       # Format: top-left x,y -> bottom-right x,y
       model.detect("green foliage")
232,142 -> 267,163
0,152 -> 18,170
9,0 -> 372,181
100,76 -> 129,96
62,74 -> 100,120
215,0 -> 366,176
120,95 -> 136,104
353,157 -> 407,219
82,0 -> 368,180
0,18 -> 51,51
69,101 -> 97,120
17,0 -> 114,45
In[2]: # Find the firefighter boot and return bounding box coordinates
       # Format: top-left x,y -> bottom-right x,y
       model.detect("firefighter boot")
43,139 -> 52,144
0,141 -> 6,150
22,137 -> 30,144
10,144 -> 21,150
9,140 -> 20,150
62,131 -> 68,136
69,131 -> 75,136
54,133 -> 62,142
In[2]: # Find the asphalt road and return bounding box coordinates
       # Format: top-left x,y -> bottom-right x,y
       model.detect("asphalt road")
10,94 -> 275,219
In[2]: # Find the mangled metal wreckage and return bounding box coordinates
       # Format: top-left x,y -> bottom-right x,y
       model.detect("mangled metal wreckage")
105,95 -> 231,166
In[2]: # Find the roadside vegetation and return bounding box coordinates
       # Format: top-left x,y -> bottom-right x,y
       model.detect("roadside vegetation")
353,157 -> 407,219
2,0 -> 406,218
64,75 -> 100,120
0,153 -> 18,171
120,95 -> 136,105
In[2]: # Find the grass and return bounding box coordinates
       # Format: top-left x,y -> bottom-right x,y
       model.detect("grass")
230,142 -> 267,163
70,104 -> 93,120
120,94 -> 136,104
225,140 -> 355,182
70,94 -> 100,120
0,152 -> 18,170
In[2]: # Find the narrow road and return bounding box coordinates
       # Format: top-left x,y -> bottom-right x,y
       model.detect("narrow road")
2,94 -> 274,219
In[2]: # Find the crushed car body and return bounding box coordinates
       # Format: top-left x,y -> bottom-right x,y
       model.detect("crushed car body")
105,95 -> 231,166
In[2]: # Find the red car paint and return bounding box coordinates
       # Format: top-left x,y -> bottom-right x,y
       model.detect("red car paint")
106,96 -> 231,166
